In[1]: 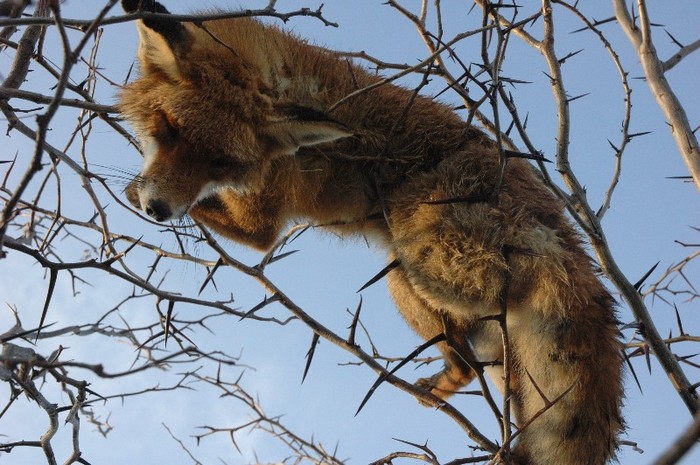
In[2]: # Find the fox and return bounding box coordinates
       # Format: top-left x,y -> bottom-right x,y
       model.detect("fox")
118,1 -> 624,464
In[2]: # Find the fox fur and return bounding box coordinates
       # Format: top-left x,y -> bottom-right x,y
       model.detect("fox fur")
119,1 -> 623,463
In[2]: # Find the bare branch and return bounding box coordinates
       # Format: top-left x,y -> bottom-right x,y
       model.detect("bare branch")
613,0 -> 700,190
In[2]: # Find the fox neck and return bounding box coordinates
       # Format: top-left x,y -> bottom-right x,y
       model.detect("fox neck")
277,56 -> 477,184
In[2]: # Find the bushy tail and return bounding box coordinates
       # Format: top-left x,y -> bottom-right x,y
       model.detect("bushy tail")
510,283 -> 623,465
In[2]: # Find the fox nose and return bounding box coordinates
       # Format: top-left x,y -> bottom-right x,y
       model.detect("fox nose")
145,199 -> 172,222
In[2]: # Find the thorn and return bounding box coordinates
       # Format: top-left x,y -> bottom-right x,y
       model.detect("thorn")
566,92 -> 590,103
1,322 -> 57,344
644,343 -> 652,375
36,269 -> 58,342
103,236 -> 142,266
499,77 -> 533,85
198,258 -> 223,295
504,149 -> 551,163
356,333 -> 446,416
488,3 -> 521,9
571,16 -> 616,33
240,293 -> 281,320
558,49 -> 583,64
421,194 -> 491,205
302,333 -> 320,383
633,261 -> 659,291
674,304 -> 685,336
679,353 -> 699,362
505,119 -> 515,137
164,300 -> 175,347
289,225 -> 311,243
622,348 -> 643,395
627,131 -> 652,140
392,437 -> 436,459
525,369 -> 551,406
266,249 -> 299,265
664,29 -> 684,48
357,259 -> 399,293
348,296 -> 363,346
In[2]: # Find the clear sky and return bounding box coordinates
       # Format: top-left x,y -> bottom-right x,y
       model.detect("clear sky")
1,1 -> 698,464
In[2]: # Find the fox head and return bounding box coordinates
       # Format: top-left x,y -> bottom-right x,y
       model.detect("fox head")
119,0 -> 352,221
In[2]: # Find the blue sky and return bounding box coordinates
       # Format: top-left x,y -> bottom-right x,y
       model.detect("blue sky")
1,1 -> 698,464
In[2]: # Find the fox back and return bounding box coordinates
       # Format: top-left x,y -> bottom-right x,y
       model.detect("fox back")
120,2 -> 623,464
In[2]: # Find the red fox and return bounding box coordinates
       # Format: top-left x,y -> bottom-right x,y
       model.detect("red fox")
119,1 -> 623,463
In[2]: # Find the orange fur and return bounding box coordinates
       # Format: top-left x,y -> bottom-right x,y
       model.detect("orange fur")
120,3 -> 623,463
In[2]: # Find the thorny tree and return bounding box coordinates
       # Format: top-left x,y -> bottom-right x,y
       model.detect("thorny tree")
0,1 -> 698,464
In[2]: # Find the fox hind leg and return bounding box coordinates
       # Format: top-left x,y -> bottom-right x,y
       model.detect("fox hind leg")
386,261 -> 478,400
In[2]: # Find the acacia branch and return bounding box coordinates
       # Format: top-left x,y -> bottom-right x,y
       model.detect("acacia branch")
663,38 -> 700,72
652,410 -> 700,465
197,225 -> 500,454
613,0 -> 700,190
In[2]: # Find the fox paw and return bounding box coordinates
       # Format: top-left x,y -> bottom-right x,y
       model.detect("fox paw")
415,363 -> 476,406
415,371 -> 452,406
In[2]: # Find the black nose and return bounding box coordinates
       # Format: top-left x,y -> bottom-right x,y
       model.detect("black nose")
145,199 -> 171,222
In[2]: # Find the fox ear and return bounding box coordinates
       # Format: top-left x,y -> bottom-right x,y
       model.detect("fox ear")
122,0 -> 190,80
263,104 -> 353,156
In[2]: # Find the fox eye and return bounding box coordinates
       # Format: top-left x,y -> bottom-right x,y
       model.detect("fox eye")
154,112 -> 179,142
210,157 -> 235,170
163,115 -> 179,140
